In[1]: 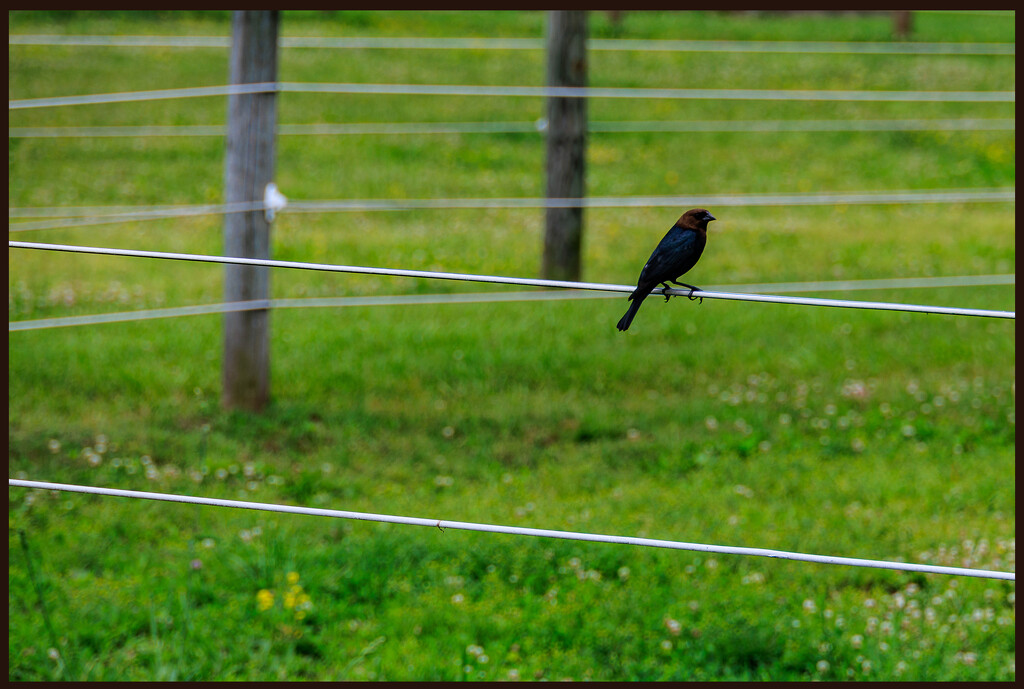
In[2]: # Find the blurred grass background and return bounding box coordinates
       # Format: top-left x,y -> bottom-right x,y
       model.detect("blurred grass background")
8,10 -> 1015,681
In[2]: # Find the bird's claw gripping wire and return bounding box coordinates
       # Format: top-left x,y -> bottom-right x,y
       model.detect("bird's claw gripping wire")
660,282 -> 674,302
664,280 -> 703,305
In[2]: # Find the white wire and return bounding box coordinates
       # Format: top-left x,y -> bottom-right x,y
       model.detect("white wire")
8,118 -> 1016,138
284,189 -> 1016,212
7,34 -> 234,48
10,124 -> 228,138
7,241 -> 1015,319
587,118 -> 1016,132
279,82 -> 1017,103
7,202 -> 265,232
9,300 -> 272,331
9,188 -> 1015,233
8,203 -> 236,219
590,38 -> 1016,56
8,34 -> 1016,55
8,83 -> 276,110
7,479 -> 1014,581
8,275 -> 1016,332
10,82 -> 1015,109
8,188 -> 1013,216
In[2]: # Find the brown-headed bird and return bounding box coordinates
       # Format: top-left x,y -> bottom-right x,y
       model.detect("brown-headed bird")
616,208 -> 716,331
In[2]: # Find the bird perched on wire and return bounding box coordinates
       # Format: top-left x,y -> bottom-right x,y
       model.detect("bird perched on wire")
616,208 -> 716,332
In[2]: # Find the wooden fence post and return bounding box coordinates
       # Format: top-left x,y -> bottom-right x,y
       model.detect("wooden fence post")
542,10 -> 588,283
222,10 -> 278,412
892,11 -> 913,39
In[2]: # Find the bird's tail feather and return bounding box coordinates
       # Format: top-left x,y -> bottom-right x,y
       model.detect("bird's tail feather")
616,293 -> 645,331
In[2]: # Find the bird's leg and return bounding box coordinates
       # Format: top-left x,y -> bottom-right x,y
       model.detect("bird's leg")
660,282 -> 674,303
670,280 -> 703,305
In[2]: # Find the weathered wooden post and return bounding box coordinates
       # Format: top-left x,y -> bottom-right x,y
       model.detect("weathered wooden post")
892,11 -> 913,40
542,10 -> 588,282
222,10 -> 278,412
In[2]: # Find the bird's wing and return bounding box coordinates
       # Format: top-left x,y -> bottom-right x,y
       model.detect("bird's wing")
639,228 -> 701,281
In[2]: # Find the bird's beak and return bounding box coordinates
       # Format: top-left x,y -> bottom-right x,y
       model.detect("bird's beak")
707,213 -> 716,222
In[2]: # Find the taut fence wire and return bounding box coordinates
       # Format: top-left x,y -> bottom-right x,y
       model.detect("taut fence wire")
10,274 -> 1014,332
7,202 -> 265,232
8,188 -> 1016,233
9,82 -> 1016,110
8,241 -> 1015,320
7,479 -> 1015,581
8,34 -> 1017,55
9,275 -> 1015,332
9,118 -> 1016,138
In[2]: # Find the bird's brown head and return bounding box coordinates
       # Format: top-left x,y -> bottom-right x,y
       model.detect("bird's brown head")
678,208 -> 716,230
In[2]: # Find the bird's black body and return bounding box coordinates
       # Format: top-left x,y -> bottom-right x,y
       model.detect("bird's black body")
616,208 -> 716,331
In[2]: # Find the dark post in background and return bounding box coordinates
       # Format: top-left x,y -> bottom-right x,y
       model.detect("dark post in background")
223,10 -> 278,412
542,11 -> 588,283
892,11 -> 913,39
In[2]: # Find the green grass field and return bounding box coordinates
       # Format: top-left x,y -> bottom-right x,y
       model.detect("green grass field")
8,10 -> 1015,681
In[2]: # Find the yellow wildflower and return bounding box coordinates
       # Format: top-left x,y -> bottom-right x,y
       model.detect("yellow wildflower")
256,589 -> 275,612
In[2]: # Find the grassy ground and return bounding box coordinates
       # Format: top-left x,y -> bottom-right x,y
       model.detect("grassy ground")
8,10 -> 1015,681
